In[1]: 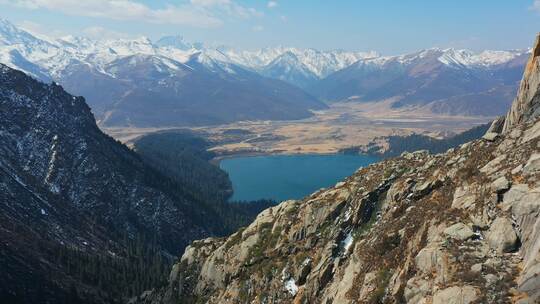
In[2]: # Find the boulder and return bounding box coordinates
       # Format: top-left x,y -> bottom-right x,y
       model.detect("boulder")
451,186 -> 476,209
444,223 -> 475,241
486,217 -> 519,253
483,132 -> 499,142
432,286 -> 478,304
415,247 -> 449,283
518,262 -> 540,301
523,153 -> 540,175
512,164 -> 524,175
414,179 -> 442,198
486,116 -> 505,134
491,176 -> 511,193
484,273 -> 499,286
404,278 -> 431,304
480,154 -> 507,175
470,263 -> 482,273
523,120 -> 540,142
503,184 -> 540,216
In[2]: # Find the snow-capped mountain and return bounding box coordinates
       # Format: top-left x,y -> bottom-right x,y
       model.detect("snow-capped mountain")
361,47 -> 526,68
0,19 -> 376,87
310,47 -> 529,116
0,18 -> 530,121
210,46 -> 378,87
0,19 -> 328,127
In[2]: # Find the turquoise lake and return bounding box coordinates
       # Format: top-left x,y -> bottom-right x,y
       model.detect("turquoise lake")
220,154 -> 380,202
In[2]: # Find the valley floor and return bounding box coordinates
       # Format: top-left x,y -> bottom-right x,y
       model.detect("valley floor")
102,101 -> 494,157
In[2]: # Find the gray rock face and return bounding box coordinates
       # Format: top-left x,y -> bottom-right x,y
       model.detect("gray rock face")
432,286 -> 478,304
404,278 -> 431,303
452,186 -> 477,209
486,116 -> 506,134
504,33 -> 540,132
502,184 -> 540,301
486,217 -> 519,253
483,132 -> 499,141
523,153 -> 540,175
444,223 -> 475,241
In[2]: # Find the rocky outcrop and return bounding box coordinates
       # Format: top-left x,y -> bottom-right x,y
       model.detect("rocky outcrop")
503,33 -> 540,132
137,35 -> 540,304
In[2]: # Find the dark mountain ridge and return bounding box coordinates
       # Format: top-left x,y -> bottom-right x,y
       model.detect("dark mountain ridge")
0,63 -> 268,303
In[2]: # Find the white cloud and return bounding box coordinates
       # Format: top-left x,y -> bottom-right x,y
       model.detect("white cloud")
5,0 -> 261,28
267,1 -> 277,8
252,25 -> 264,32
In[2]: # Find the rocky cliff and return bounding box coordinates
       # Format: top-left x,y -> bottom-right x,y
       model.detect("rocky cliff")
504,33 -> 540,132
137,36 -> 540,304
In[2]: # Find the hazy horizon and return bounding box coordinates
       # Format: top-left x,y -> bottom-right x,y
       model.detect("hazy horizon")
1,0 -> 540,55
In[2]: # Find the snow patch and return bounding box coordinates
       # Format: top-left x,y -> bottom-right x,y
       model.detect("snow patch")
344,208 -> 352,221
342,231 -> 354,252
284,278 -> 298,296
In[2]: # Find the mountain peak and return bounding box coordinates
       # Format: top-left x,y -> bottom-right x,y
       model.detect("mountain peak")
503,33 -> 540,132
156,35 -> 198,50
0,18 -> 45,47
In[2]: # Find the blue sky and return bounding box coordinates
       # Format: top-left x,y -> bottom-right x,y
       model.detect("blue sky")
1,0 -> 540,54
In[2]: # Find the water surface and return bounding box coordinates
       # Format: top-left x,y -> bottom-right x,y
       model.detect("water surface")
220,154 -> 379,202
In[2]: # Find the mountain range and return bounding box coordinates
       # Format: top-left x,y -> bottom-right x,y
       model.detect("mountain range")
0,18 -> 531,127
0,19 -> 327,127
311,48 -> 529,116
